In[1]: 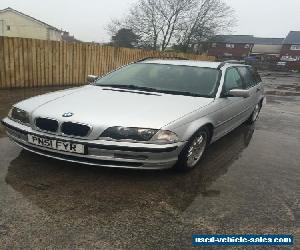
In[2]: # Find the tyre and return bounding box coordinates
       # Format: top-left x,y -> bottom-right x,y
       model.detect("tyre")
247,102 -> 262,124
174,127 -> 210,172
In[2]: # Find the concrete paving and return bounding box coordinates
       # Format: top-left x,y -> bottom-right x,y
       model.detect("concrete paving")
0,74 -> 299,249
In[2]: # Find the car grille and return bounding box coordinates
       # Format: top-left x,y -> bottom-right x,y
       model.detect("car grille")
61,122 -> 91,137
35,118 -> 59,132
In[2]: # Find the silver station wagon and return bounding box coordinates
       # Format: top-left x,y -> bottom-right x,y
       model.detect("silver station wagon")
2,59 -> 264,171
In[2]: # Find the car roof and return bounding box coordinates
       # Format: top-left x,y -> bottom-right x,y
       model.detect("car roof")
139,59 -> 246,69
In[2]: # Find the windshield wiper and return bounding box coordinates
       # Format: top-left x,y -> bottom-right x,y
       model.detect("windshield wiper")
97,84 -> 209,97
155,89 -> 209,97
97,84 -> 162,93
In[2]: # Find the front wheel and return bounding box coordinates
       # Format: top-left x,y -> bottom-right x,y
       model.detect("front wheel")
247,103 -> 261,124
174,127 -> 209,172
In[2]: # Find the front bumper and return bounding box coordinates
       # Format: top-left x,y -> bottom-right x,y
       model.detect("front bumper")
1,118 -> 185,170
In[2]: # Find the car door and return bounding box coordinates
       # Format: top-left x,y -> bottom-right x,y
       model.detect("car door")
214,67 -> 248,138
236,66 -> 261,118
250,67 -> 264,102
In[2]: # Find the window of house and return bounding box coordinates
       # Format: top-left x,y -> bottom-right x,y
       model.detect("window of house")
245,44 -> 250,48
226,44 -> 235,48
212,43 -> 217,48
290,45 -> 300,50
6,25 -> 10,31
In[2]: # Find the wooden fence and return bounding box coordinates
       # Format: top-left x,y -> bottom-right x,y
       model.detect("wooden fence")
0,36 -> 215,89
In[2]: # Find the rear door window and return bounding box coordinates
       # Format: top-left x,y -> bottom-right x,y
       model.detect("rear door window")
237,66 -> 259,88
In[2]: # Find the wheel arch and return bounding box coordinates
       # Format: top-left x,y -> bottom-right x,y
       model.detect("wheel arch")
170,117 -> 216,143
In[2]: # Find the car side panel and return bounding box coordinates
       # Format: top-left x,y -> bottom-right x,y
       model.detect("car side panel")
209,97 -> 250,142
162,100 -> 220,142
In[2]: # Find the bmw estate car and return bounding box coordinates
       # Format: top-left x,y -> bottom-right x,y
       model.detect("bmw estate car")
1,59 -> 264,171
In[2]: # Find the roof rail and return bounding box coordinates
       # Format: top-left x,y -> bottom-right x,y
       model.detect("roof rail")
136,56 -> 189,63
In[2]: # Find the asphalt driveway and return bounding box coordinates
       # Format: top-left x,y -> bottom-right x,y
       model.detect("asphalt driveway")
0,72 -> 299,249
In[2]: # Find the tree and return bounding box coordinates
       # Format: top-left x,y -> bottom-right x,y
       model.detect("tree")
111,28 -> 139,48
177,0 -> 236,52
107,0 -> 236,52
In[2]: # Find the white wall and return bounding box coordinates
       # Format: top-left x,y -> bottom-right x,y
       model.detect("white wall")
0,10 -> 61,41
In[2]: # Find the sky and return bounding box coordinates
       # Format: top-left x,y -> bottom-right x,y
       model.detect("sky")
0,0 -> 299,42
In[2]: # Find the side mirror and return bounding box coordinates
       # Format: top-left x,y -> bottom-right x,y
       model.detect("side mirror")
87,75 -> 98,83
227,89 -> 250,98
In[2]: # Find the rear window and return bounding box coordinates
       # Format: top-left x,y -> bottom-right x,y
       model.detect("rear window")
95,63 -> 221,97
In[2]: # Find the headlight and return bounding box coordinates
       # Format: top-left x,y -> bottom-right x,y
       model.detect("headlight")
100,126 -> 179,144
8,107 -> 30,124
100,127 -> 158,141
150,130 -> 179,143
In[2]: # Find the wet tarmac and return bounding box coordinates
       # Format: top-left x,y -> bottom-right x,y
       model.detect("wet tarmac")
0,74 -> 299,249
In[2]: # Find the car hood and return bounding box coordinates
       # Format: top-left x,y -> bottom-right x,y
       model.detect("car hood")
18,85 -> 213,130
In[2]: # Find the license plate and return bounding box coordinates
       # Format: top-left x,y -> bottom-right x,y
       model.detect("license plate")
28,134 -> 85,154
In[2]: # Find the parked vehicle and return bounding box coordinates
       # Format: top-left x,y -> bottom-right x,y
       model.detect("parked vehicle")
1,59 -> 264,171
276,61 -> 288,71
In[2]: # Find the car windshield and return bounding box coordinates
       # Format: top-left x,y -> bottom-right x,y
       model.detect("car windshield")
94,63 -> 220,97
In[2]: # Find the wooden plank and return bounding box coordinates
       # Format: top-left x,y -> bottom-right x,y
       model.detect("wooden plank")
3,38 -> 10,87
12,38 -> 20,87
96,45 -> 101,76
63,41 -> 68,84
44,40 -> 49,86
65,42 -> 70,84
85,43 -> 91,77
22,38 -> 29,87
8,38 -> 15,88
17,38 -> 25,87
58,41 -> 63,84
40,40 -> 46,86
93,44 -> 97,74
48,40 -> 53,85
51,41 -> 56,85
23,40 -> 30,87
75,43 -> 80,84
0,37 -> 6,88
99,46 -> 105,76
29,39 -> 35,87
66,43 -> 71,84
81,43 -> 86,83
72,43 -> 76,84
34,39 -> 40,87
69,43 -> 73,84
100,45 -> 105,74
54,41 -> 60,85
78,43 -> 81,84
35,39 -> 41,87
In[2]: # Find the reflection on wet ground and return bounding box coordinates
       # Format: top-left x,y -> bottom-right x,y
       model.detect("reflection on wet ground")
0,74 -> 299,249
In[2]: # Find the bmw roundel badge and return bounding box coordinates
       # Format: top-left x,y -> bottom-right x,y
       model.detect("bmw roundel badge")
62,112 -> 74,117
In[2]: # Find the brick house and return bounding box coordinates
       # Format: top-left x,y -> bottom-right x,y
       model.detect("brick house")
280,31 -> 300,70
207,35 -> 255,60
251,37 -> 284,60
